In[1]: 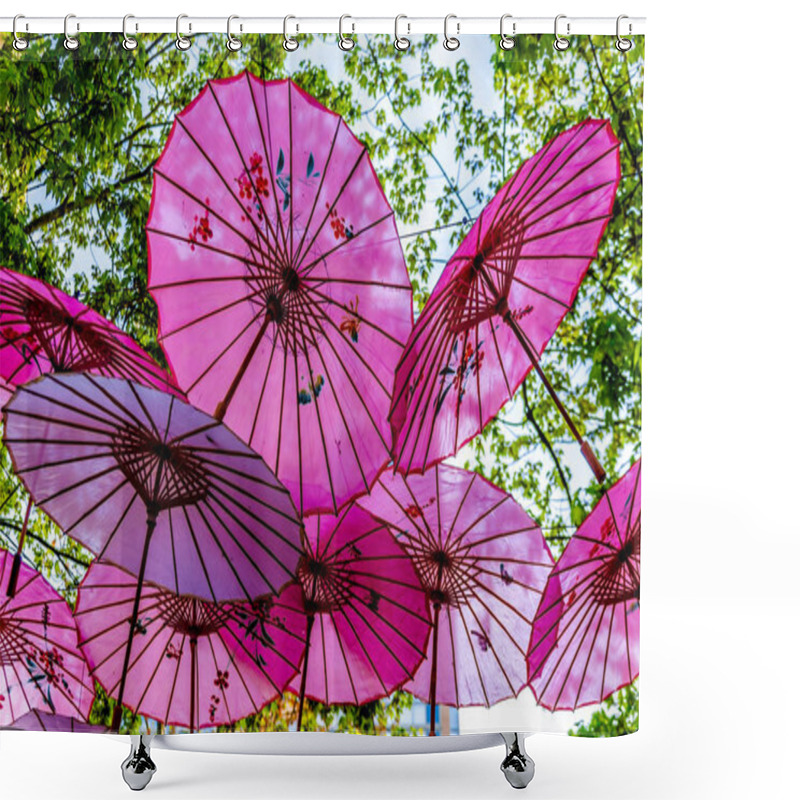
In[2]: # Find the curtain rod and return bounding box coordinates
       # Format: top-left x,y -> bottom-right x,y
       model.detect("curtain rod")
1,16 -> 646,36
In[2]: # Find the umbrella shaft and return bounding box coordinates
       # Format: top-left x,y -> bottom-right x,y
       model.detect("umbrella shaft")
5,497 -> 33,597
503,312 -> 606,483
429,605 -> 441,737
189,637 -> 197,734
296,613 -> 316,732
115,512 -> 158,731
214,313 -> 272,420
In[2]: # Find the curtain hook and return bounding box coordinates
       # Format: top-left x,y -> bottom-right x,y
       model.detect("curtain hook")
12,14 -> 29,51
616,15 -> 633,52
553,14 -> 570,51
283,15 -> 299,52
500,14 -> 515,50
443,14 -> 460,51
394,14 -> 410,51
63,13 -> 79,51
176,14 -> 191,51
339,15 -> 355,51
122,14 -> 138,51
227,15 -> 243,52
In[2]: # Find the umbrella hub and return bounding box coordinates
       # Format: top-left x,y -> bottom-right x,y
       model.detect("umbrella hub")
24,296 -> 111,372
158,594 -> 226,637
110,424 -> 210,511
419,548 -> 471,608
0,614 -> 29,666
592,517 -> 641,606
298,555 -> 348,614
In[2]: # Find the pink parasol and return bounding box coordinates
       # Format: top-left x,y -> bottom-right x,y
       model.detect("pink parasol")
75,561 -> 307,732
358,464 -> 553,735
0,550 -> 94,728
1,708 -> 107,732
527,459 -> 641,710
283,503 -> 430,729
147,73 -> 413,515
3,372 -> 303,728
0,267 -> 178,394
390,120 -> 620,482
0,266 -> 181,597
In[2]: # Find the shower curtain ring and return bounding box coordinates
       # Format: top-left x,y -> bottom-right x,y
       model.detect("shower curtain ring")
122,15 -> 138,51
443,14 -> 460,51
12,14 -> 28,51
339,15 -> 355,51
283,16 -> 299,52
227,15 -> 243,51
553,14 -> 570,51
176,14 -> 191,51
394,15 -> 410,51
499,14 -> 515,50
616,15 -> 633,52
63,14 -> 79,51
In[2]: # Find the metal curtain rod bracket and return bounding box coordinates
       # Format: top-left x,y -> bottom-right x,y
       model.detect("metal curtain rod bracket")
0,15 -> 646,36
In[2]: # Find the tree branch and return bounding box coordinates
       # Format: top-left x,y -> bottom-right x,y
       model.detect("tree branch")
23,160 -> 157,236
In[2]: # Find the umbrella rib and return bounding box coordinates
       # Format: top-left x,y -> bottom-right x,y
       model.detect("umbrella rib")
576,598 -> 610,707
297,209 -> 397,278
450,495 -> 513,549
369,477 -> 438,552
273,320 -> 291,475
326,610 -> 361,705
206,79 -> 286,256
300,280 -> 408,349
174,505 -> 217,600
246,72 -> 291,262
394,301 -> 467,468
490,122 -> 601,235
174,302 -> 269,396
158,285 -> 264,342
535,586 -> 601,708
171,116 -> 277,258
245,312 -> 283,448
292,293 -> 395,449
146,183 -> 279,268
336,599 -> 397,694
456,600 -> 512,704
442,471 -> 478,554
339,571 -> 431,644
32,463 -> 124,509
291,324 -> 305,514
469,569 -> 546,627
291,115 -> 342,267
288,81 -> 294,262
495,141 -> 619,252
93,489 -> 138,563
297,334 -> 338,515
201,482 -> 301,578
387,287 -> 458,422
294,146 -> 368,273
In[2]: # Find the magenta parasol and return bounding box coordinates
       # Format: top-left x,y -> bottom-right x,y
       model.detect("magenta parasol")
75,561 -> 307,731
0,266 -> 181,597
358,464 -> 553,735
527,459 -> 641,710
283,503 -> 430,729
147,72 -> 413,515
0,267 -> 178,394
0,550 -> 94,728
3,372 -> 303,728
390,120 -> 620,482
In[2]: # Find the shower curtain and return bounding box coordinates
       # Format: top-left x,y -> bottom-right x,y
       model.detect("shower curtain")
0,29 -> 643,740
